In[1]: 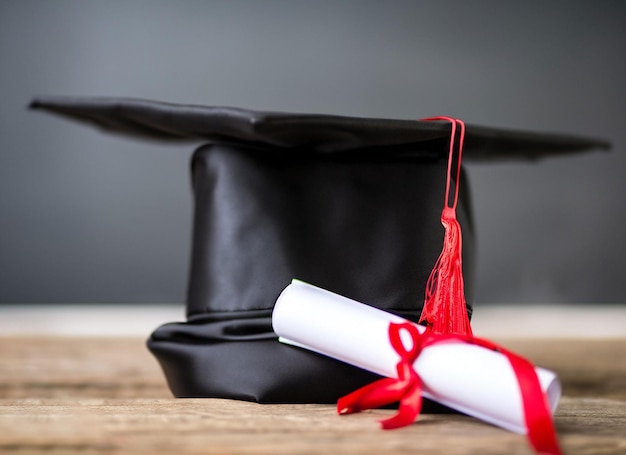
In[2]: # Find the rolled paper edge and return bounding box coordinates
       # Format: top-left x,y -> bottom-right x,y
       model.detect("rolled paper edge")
420,367 -> 561,434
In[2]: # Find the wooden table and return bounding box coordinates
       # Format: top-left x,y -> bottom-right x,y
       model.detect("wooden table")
1,337 -> 624,454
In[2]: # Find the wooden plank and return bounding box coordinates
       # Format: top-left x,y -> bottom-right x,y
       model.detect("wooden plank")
1,397 -> 624,455
0,337 -> 624,454
0,337 -> 167,399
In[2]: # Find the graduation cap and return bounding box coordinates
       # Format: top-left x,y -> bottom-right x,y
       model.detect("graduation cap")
30,97 -> 609,403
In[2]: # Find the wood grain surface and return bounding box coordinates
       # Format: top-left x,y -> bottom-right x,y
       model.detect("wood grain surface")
0,337 -> 624,454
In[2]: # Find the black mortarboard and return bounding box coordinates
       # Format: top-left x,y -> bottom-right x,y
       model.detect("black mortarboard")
30,97 -> 609,403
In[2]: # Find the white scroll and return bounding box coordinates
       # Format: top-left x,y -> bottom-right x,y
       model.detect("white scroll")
272,279 -> 561,435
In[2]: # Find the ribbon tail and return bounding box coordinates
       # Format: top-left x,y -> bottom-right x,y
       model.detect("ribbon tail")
508,354 -> 563,455
472,337 -> 562,455
337,377 -> 406,415
379,378 -> 423,430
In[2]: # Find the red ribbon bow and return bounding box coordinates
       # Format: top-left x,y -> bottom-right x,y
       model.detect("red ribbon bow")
337,322 -> 562,455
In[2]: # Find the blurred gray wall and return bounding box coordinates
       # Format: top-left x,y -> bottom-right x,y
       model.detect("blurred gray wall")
1,0 -> 624,304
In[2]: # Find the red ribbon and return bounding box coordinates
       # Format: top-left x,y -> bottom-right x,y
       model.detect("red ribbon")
337,322 -> 562,455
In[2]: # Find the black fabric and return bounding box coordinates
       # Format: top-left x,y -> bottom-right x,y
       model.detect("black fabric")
30,96 -> 610,405
149,142 -> 474,403
30,96 -> 610,159
184,143 -> 475,318
148,308 -> 454,412
149,309 -> 382,402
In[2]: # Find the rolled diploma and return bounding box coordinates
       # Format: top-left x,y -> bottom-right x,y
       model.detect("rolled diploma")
272,279 -> 561,435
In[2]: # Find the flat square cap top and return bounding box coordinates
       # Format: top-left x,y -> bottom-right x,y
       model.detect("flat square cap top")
30,96 -> 610,160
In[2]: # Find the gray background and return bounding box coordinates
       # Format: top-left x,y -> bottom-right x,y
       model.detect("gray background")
1,1 -> 624,305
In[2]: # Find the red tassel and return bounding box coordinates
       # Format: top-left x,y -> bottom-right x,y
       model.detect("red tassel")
418,117 -> 472,336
